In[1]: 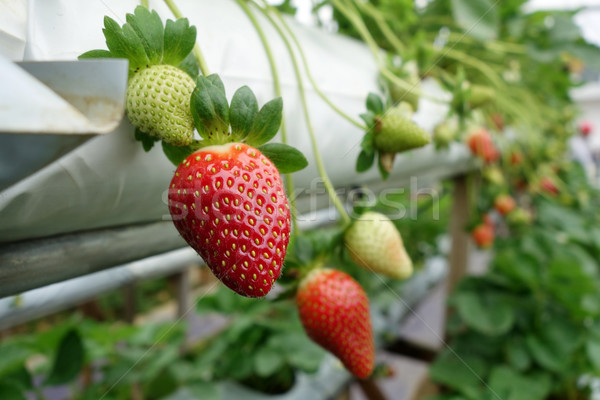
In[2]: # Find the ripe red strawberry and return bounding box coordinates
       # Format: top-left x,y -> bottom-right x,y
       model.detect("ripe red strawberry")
344,212 -> 413,279
540,177 -> 559,196
168,143 -> 291,297
510,150 -> 523,166
296,268 -> 375,379
494,194 -> 516,216
471,224 -> 494,248
579,120 -> 593,136
467,128 -> 499,163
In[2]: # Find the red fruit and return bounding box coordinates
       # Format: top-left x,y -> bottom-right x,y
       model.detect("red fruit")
297,269 -> 375,379
510,151 -> 523,166
579,120 -> 593,136
168,143 -> 291,298
471,224 -> 494,248
467,128 -> 499,163
540,177 -> 559,196
494,194 -> 516,215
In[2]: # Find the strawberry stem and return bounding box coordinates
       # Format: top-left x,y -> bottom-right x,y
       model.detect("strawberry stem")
235,0 -> 300,237
330,0 -> 443,104
268,5 -> 368,131
163,0 -> 210,77
255,2 -> 352,226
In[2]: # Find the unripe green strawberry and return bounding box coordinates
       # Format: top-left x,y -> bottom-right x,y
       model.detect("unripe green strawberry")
433,119 -> 458,149
468,85 -> 494,109
374,105 -> 430,154
168,143 -> 291,298
297,268 -> 375,379
506,207 -> 533,226
344,212 -> 413,279
127,65 -> 196,145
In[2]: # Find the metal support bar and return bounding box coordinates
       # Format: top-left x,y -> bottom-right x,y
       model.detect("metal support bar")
0,221 -> 186,298
0,248 -> 200,330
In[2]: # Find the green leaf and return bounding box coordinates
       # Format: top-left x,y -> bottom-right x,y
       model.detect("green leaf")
103,16 -> 148,71
144,367 -> 177,399
258,143 -> 308,174
254,347 -> 284,377
162,382 -> 221,400
526,334 -> 564,372
230,86 -> 259,140
452,291 -> 515,336
359,111 -> 376,128
429,350 -> 488,398
0,345 -> 30,377
506,340 -> 531,371
178,51 -> 200,79
126,6 -> 164,65
78,49 -> 114,59
161,142 -> 195,166
293,235 -> 314,266
163,18 -> 197,67
366,93 -> 384,114
586,339 -> 600,372
45,329 -> 84,385
191,74 -> 230,138
487,366 -> 551,400
356,149 -> 375,172
0,380 -> 26,400
134,128 -> 160,152
245,97 -> 283,147
451,0 -> 499,42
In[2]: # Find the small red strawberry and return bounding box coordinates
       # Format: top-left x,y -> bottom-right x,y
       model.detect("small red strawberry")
169,143 -> 291,297
471,224 -> 494,248
296,268 -> 375,379
344,212 -> 413,279
540,177 -> 559,196
579,120 -> 593,136
467,128 -> 499,163
494,194 -> 516,216
510,150 -> 523,166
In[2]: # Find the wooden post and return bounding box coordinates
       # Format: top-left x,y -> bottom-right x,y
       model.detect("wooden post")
445,174 -> 470,308
123,283 -> 136,323
172,268 -> 191,320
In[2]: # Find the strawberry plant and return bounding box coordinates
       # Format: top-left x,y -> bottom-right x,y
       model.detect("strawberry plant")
429,166 -> 600,400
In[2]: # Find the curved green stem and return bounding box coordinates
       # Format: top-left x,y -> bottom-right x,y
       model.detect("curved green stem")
163,0 -> 210,76
353,1 -> 405,55
441,48 -> 505,90
331,0 -> 444,104
267,5 -> 367,130
253,1 -> 351,226
235,0 -> 300,237
141,0 -> 149,8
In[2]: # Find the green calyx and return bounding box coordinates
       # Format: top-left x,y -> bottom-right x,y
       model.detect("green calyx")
79,6 -> 197,76
187,74 -> 308,174
355,93 -> 430,179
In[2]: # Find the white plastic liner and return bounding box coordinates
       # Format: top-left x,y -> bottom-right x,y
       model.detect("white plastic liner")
0,0 -> 459,243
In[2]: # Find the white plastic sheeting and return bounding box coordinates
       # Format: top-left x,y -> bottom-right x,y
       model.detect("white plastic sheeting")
0,0 -> 458,243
